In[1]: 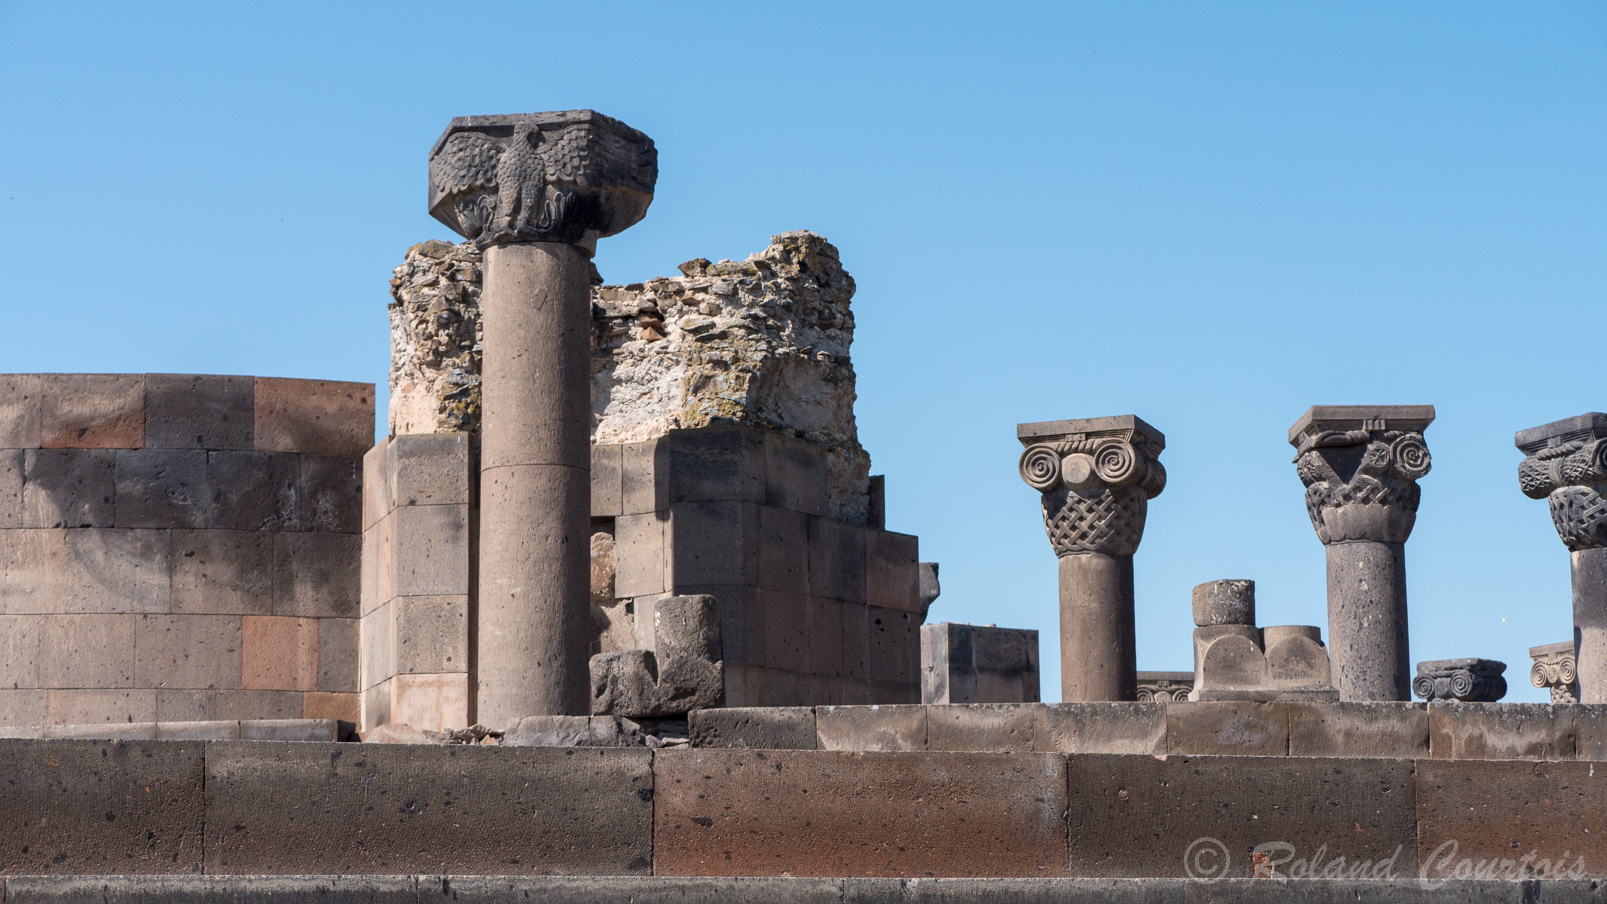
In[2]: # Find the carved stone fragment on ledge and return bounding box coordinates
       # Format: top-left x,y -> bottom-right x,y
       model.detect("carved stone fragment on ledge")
1412,658 -> 1507,702
1186,579 -> 1337,702
429,110 -> 658,251
1136,671 -> 1194,703
1529,641 -> 1579,704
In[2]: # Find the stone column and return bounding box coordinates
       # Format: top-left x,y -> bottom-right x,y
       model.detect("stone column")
428,111 -> 656,720
1290,406 -> 1434,701
1516,413 -> 1607,704
1018,416 -> 1166,702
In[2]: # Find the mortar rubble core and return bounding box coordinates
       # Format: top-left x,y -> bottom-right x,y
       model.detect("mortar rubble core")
389,231 -> 872,522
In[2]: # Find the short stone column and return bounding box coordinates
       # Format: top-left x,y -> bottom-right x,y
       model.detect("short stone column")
1018,416 -> 1166,702
428,111 -> 656,720
1290,406 -> 1434,701
1516,413 -> 1607,704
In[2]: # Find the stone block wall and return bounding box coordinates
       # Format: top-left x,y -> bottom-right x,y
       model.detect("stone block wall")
595,427 -> 924,707
0,374 -> 371,729
359,433 -> 473,732
921,623 -> 1040,704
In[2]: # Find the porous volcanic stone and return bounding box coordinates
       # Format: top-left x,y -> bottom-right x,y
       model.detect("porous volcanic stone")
204,741 -> 653,875
689,706 -> 817,749
1066,754 -> 1418,879
0,739 -> 204,874
1416,759 -> 1607,880
653,749 -> 1068,877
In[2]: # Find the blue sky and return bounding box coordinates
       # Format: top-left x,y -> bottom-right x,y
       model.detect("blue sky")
3,3 -> 1603,701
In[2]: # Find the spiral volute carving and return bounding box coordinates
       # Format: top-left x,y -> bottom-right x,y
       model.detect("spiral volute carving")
1019,444 -> 1062,492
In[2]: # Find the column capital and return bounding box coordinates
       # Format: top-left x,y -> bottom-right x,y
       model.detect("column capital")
1516,413 -> 1607,551
1018,415 -> 1166,556
1289,405 -> 1435,545
428,110 -> 657,253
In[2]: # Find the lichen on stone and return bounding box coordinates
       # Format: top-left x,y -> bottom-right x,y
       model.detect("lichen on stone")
388,230 -> 873,523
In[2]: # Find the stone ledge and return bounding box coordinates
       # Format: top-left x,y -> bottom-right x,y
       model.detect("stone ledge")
688,702 -> 1600,760
0,877 -> 1598,902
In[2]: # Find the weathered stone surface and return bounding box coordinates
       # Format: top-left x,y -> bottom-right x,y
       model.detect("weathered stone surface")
927,703 -> 1040,752
503,714 -> 645,747
816,705 -> 928,751
1192,579 -> 1256,627
1287,701 -> 1428,758
143,373 -> 255,450
207,450 -> 300,532
253,378 -> 374,457
0,374 -> 43,448
0,738 -> 204,873
205,742 -> 653,874
1166,701 -> 1289,755
39,374 -> 145,449
1017,416 -> 1167,558
1417,759 -> 1607,880
1531,641 -> 1580,704
171,529 -> 272,615
591,595 -> 724,718
1,875 -> 421,902
1067,754 -> 1418,879
113,448 -> 212,529
38,614 -> 135,688
392,503 -> 470,597
1136,671 -> 1194,703
689,706 -> 818,749
393,595 -> 468,675
299,454 -> 363,534
1033,703 -> 1167,755
270,531 -> 360,618
654,750 -> 1069,877
21,449 -> 114,528
389,233 -> 874,523
922,623 -> 1040,705
134,613 -> 243,690
241,615 -> 318,691
1413,658 -> 1508,702
0,528 -> 171,615
1291,405 -> 1434,703
1427,701 -> 1576,761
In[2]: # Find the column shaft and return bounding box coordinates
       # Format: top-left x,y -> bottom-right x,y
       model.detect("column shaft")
1325,540 -> 1410,701
1572,547 -> 1607,704
1058,552 -> 1137,702
477,242 -> 593,720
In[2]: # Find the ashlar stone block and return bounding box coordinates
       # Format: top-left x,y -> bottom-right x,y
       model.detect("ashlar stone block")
393,594 -> 468,675
590,594 -> 724,718
0,449 -> 20,528
0,374 -> 43,449
758,505 -> 808,592
298,454 -> 363,533
0,528 -> 172,615
317,616 -> 358,693
171,529 -> 271,615
689,706 -> 818,749
21,449 -> 115,528
392,503 -> 470,597
362,438 -> 393,531
46,688 -> 157,725
391,672 -> 469,731
1032,702 -> 1167,755
39,374 -> 145,449
270,531 -> 360,619
241,615 -> 318,692
866,529 -> 919,613
815,704 -> 927,751
0,614 -> 43,689
592,442 -> 623,517
113,449 -> 213,529
252,377 -> 374,456
669,500 -> 759,586
207,450 -> 299,532
134,614 -> 243,690
664,428 -> 765,505
764,433 -> 829,516
143,374 -> 254,450
809,516 -> 866,604
391,432 -> 472,507
613,512 -> 667,598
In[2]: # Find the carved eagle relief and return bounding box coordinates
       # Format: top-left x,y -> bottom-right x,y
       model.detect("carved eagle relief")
427,111 -> 657,249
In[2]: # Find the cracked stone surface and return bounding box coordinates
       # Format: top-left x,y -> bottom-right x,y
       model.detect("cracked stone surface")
388,231 -> 872,522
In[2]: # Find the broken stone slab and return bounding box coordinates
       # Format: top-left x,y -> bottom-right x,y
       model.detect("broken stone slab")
590,594 -> 724,719
1413,658 -> 1508,702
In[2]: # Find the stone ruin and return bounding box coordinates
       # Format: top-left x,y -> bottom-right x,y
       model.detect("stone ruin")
3,108 -> 1607,900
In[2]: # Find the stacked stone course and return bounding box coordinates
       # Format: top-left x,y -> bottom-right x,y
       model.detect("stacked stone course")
0,374 -> 371,729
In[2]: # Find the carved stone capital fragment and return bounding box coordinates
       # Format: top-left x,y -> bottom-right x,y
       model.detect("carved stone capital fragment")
1412,658 -> 1507,702
1017,415 -> 1166,556
1529,641 -> 1579,704
1516,413 -> 1607,551
428,110 -> 657,252
1288,406 -> 1435,545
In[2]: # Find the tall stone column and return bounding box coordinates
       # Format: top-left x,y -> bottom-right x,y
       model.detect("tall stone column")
1018,416 -> 1166,702
1516,412 -> 1607,704
428,111 -> 656,720
1289,406 -> 1434,701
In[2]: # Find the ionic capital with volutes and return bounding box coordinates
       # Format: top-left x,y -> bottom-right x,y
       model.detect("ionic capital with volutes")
1289,406 -> 1435,545
1018,415 -> 1166,556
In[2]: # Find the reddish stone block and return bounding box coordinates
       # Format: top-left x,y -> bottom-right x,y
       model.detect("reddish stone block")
654,749 -> 1069,877
253,377 -> 374,456
1417,760 -> 1607,879
302,691 -> 360,723
241,615 -> 318,691
39,374 -> 144,449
